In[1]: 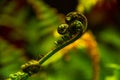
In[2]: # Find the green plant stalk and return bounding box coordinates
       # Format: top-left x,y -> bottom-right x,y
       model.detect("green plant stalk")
39,31 -> 83,65
7,12 -> 87,80
7,31 -> 84,80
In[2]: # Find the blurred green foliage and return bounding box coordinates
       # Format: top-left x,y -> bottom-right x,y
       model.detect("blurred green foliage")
0,0 -> 120,80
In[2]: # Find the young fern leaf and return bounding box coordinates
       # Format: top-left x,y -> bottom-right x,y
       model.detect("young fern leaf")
7,12 -> 87,80
39,12 -> 87,64
8,71 -> 29,80
21,60 -> 41,75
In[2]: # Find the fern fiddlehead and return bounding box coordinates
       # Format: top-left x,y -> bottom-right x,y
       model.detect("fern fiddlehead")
39,12 -> 87,64
7,12 -> 87,80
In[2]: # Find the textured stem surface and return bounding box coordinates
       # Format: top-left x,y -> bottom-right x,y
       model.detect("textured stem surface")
39,32 -> 83,64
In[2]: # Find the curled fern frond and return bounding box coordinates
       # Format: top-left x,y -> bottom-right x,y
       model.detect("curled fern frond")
7,11 -> 88,80
65,12 -> 87,33
9,71 -> 29,80
21,60 -> 41,75
57,24 -> 69,35
55,12 -> 87,46
39,12 -> 88,64
7,60 -> 41,80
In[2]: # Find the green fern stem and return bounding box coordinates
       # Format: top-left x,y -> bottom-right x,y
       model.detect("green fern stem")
39,12 -> 87,65
39,31 -> 83,65
7,12 -> 87,80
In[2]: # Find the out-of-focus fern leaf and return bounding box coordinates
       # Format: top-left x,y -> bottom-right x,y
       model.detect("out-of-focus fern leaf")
0,0 -> 63,57
1,1 -> 16,14
97,27 -> 120,80
98,28 -> 120,49
0,0 -> 63,79
24,0 -> 63,57
98,28 -> 120,64
0,38 -> 27,79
